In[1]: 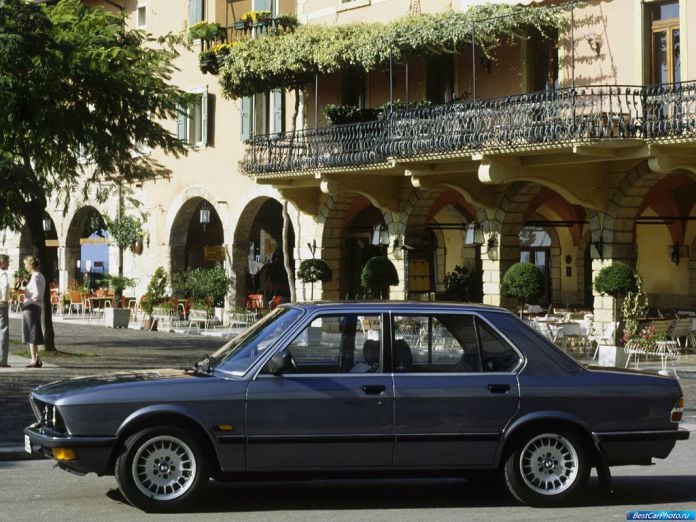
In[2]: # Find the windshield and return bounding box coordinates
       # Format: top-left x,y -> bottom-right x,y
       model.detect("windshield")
212,307 -> 303,375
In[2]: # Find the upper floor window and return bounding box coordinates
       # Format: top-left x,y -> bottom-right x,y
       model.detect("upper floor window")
646,0 -> 680,84
188,0 -> 204,25
136,0 -> 147,29
241,90 -> 284,141
177,87 -> 209,148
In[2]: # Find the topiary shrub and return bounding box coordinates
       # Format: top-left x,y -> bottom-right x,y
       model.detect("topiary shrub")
594,261 -> 639,345
297,259 -> 332,300
593,261 -> 638,298
502,262 -> 544,316
361,256 -> 399,299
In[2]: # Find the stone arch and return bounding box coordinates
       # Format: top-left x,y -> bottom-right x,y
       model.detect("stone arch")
64,205 -> 109,289
231,194 -> 295,308
318,193 -> 392,300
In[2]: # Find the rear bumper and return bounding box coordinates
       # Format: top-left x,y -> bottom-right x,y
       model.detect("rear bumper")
24,423 -> 116,476
594,428 -> 690,465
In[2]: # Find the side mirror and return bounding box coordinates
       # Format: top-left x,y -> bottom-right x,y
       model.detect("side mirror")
267,351 -> 293,376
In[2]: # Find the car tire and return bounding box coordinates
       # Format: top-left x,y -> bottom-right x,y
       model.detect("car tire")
504,429 -> 590,506
115,426 -> 209,512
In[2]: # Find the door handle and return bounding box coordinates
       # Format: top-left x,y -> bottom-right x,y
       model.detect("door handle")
362,384 -> 386,395
487,384 -> 510,394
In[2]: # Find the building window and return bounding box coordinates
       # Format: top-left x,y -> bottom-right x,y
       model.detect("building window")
188,0 -> 204,25
177,88 -> 208,147
241,90 -> 284,141
519,226 -> 552,305
136,0 -> 147,29
646,0 -> 680,84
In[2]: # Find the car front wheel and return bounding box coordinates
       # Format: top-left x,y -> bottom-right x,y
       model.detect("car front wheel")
115,426 -> 209,512
504,430 -> 590,506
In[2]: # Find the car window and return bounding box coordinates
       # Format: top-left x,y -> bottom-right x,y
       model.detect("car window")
213,307 -> 302,375
476,318 -> 521,372
281,314 -> 383,374
392,314 -> 519,373
393,314 -> 481,373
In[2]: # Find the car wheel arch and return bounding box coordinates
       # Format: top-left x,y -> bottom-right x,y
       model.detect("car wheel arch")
497,415 -> 600,470
109,411 -> 220,476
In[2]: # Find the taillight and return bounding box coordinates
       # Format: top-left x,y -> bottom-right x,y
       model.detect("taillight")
671,397 -> 684,423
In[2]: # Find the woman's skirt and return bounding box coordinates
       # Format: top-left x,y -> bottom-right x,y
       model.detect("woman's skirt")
22,304 -> 44,345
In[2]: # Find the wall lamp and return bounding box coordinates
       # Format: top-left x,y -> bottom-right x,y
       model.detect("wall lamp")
670,242 -> 680,265
199,200 -> 211,231
584,31 -> 602,56
464,222 -> 485,246
592,236 -> 604,260
371,224 -> 390,247
42,216 -> 52,233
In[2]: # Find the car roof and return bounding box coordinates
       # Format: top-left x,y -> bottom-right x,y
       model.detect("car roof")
279,301 -> 512,314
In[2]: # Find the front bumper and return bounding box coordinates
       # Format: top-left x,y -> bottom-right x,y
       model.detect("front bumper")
24,423 -> 116,476
595,428 -> 690,465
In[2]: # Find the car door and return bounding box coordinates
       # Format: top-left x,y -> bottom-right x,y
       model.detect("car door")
245,312 -> 394,469
391,313 -> 521,468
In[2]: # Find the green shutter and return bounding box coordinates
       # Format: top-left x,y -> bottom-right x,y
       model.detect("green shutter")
271,89 -> 283,135
201,92 -> 208,146
241,96 -> 252,141
176,103 -> 187,142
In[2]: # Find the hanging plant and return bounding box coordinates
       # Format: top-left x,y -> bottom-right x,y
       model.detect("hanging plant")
188,21 -> 226,45
219,5 -> 566,99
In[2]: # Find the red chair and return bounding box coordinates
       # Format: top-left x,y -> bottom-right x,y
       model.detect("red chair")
269,295 -> 283,309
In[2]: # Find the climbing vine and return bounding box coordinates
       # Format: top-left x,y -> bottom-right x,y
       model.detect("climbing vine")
219,4 -> 567,99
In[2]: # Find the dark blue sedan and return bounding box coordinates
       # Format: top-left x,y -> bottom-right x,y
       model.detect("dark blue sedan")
25,302 -> 689,512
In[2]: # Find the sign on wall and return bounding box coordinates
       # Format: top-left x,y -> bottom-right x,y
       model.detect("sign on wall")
204,245 -> 226,261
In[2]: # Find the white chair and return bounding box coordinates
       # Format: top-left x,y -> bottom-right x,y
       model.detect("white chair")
590,322 -> 617,360
186,309 -> 210,334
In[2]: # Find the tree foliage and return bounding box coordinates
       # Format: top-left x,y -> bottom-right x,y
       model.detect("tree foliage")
296,259 -> 333,284
219,5 -> 566,98
172,264 -> 232,308
0,0 -> 188,347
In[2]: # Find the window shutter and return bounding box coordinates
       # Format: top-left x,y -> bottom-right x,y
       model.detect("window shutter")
241,96 -> 252,141
176,103 -> 187,142
271,89 -> 283,135
201,92 -> 209,146
189,0 -> 203,25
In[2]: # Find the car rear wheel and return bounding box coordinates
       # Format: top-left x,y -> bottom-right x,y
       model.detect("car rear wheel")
115,426 -> 209,512
504,430 -> 589,506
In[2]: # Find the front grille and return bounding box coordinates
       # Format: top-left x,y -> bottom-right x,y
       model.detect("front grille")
30,396 -> 66,434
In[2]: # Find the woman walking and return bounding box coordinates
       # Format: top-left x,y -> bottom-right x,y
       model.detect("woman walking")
22,256 -> 45,368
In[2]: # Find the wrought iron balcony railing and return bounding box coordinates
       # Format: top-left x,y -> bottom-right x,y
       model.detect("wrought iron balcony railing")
241,82 -> 696,176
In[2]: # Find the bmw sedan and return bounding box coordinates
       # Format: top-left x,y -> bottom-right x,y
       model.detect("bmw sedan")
25,302 -> 689,512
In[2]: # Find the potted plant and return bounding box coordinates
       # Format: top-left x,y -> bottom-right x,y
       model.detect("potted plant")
172,264 -> 231,323
361,256 -> 399,299
187,21 -> 226,45
143,266 -> 168,331
502,262 -> 544,317
103,275 -> 136,328
297,258 -> 332,300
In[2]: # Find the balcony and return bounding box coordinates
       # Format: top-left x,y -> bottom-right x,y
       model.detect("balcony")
241,82 -> 696,177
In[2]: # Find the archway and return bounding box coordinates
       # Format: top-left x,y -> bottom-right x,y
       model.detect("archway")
169,197 -> 225,276
232,197 -> 295,308
65,206 -> 109,291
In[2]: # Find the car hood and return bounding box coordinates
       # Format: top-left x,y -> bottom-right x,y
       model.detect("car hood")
33,369 -> 200,398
